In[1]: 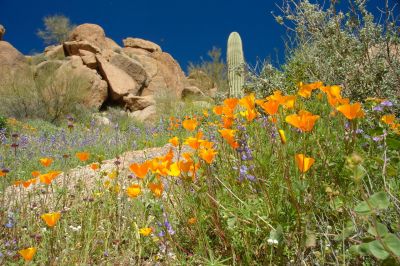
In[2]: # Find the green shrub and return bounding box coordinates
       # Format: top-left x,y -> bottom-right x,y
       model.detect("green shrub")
0,65 -> 92,123
250,0 -> 399,112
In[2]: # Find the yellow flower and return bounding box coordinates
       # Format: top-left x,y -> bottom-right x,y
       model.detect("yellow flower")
126,184 -> 141,198
381,114 -> 396,125
41,212 -> 61,227
278,129 -> 286,144
295,154 -> 315,173
18,247 -> 37,261
167,162 -> 181,177
168,136 -> 179,147
139,227 -> 153,236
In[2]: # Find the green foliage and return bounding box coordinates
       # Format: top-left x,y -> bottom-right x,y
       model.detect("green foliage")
251,0 -> 400,111
227,32 -> 245,97
0,65 -> 91,123
0,115 -> 6,129
37,14 -> 75,45
188,47 -> 228,99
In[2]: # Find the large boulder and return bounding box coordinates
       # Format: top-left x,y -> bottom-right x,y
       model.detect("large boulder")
123,37 -> 161,53
44,44 -> 65,60
109,53 -> 148,86
96,55 -> 139,101
0,41 -> 28,75
182,86 -> 205,99
0,25 -> 5,40
128,105 -> 156,122
106,37 -> 121,51
140,51 -> 186,98
68,23 -> 108,50
63,40 -> 101,56
123,47 -> 151,57
55,56 -> 108,109
123,94 -> 155,112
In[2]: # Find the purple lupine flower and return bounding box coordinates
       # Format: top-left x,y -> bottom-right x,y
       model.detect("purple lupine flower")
373,105 -> 383,112
381,100 -> 393,107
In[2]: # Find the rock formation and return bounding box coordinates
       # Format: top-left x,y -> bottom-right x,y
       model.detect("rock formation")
0,23 -> 206,121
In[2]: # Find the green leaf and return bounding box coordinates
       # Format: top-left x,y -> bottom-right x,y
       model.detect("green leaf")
354,201 -> 372,215
386,137 -> 400,150
383,234 -> 400,257
368,223 -> 389,237
369,192 -> 390,210
354,192 -> 390,216
368,240 -> 390,260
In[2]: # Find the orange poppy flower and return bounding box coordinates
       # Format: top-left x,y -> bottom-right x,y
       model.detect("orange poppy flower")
188,217 -> 197,225
168,136 -> 179,147
129,161 -> 150,179
295,154 -> 315,173
278,129 -> 286,144
139,227 -> 153,236
90,163 -> 100,171
182,118 -> 198,131
199,148 -> 218,164
218,129 -> 239,149
0,170 -> 6,177
381,114 -> 396,125
256,99 -> 280,116
18,247 -> 37,261
39,171 -> 62,185
285,110 -> 320,132
268,90 -> 297,109
148,183 -> 164,198
14,180 -> 22,186
126,184 -> 141,198
41,212 -> 61,227
222,116 -> 234,129
39,158 -> 53,167
31,171 -> 40,177
336,102 -> 364,120
184,136 -> 203,150
298,81 -> 323,98
224,98 -> 239,109
23,178 -> 38,188
76,152 -> 90,162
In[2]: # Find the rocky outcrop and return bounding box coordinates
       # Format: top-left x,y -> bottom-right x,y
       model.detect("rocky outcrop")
0,25 -> 5,41
109,53 -> 148,87
96,55 -> 139,101
0,41 -> 28,75
68,23 -> 108,50
1,22 -> 200,123
182,86 -> 205,98
44,45 -> 65,60
123,38 -> 161,53
123,95 -> 155,112
55,56 -> 108,109
128,105 -> 156,122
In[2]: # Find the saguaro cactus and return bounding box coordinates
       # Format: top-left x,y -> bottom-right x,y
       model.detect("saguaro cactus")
227,32 -> 245,98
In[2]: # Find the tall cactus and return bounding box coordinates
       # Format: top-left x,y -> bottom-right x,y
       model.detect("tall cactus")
227,32 -> 245,98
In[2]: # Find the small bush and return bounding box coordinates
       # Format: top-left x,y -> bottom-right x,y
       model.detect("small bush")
0,65 -> 91,123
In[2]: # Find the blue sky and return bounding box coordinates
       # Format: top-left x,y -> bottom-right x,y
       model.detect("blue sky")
0,0 -> 394,72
